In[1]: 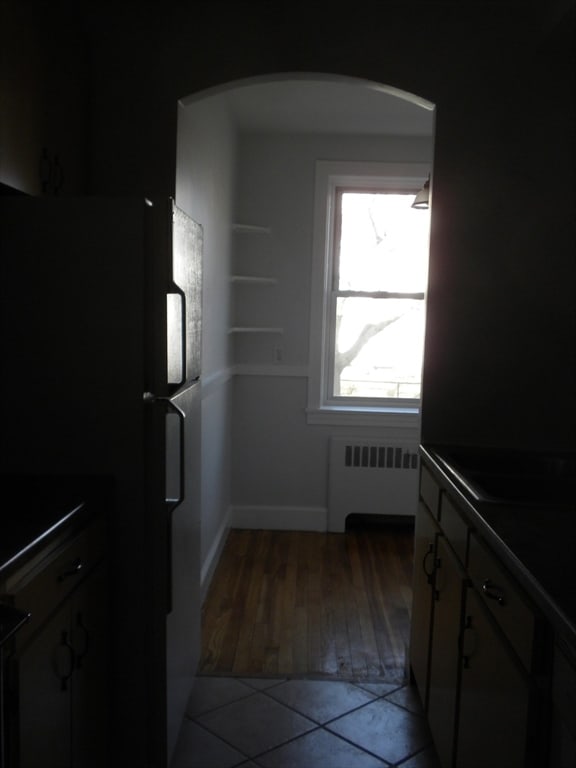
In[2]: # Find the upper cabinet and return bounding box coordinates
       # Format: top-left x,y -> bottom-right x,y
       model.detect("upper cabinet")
0,6 -> 90,195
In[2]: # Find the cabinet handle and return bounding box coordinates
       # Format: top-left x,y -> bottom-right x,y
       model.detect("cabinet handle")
482,579 -> 506,606
143,392 -> 186,506
58,558 -> 83,581
422,543 -> 435,583
166,287 -> 187,389
55,630 -> 75,691
433,556 -> 442,600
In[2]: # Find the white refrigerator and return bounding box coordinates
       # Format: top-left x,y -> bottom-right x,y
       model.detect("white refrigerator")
0,196 -> 202,766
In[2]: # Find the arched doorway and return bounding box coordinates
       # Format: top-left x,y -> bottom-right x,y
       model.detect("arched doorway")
171,69 -> 435,701
174,69 -> 435,565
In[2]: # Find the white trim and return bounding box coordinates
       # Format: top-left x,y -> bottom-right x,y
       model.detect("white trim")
200,509 -> 232,601
306,406 -> 420,429
307,161 -> 431,426
229,327 -> 284,334
233,364 -> 309,378
179,73 -> 435,112
230,275 -> 278,285
231,505 -> 327,531
231,223 -> 272,235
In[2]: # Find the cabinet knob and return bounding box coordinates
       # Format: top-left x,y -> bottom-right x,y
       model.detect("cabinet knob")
481,579 -> 506,606
58,558 -> 83,582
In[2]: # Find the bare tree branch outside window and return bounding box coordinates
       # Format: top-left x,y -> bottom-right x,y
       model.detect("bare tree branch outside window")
331,190 -> 429,400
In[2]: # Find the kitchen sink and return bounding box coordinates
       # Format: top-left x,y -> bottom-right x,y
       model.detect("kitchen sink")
431,446 -> 576,506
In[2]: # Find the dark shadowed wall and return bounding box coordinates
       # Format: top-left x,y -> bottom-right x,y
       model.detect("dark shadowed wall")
1,3 -> 574,765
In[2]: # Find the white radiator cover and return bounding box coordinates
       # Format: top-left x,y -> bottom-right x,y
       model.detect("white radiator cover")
328,437 -> 419,532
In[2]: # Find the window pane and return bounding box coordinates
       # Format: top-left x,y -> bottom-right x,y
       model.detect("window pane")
337,192 -> 430,293
334,297 -> 425,399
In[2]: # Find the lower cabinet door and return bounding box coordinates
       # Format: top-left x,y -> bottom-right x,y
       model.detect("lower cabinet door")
457,587 -> 530,768
70,563 -> 109,768
428,536 -> 465,768
10,563 -> 108,768
17,602 -> 72,768
409,501 -> 438,708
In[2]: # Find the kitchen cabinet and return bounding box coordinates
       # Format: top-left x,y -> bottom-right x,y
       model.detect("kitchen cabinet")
410,457 -> 545,768
466,532 -> 536,671
427,535 -> 465,768
16,599 -> 73,767
1,7 -> 90,196
457,587 -> 531,768
2,515 -> 108,768
409,499 -> 438,709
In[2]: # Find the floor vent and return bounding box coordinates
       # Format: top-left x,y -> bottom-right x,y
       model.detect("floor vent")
328,438 -> 419,532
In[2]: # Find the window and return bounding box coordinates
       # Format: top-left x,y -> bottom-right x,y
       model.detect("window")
307,162 -> 431,426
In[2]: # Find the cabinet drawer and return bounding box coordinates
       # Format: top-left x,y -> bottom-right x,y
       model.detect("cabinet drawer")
420,465 -> 440,518
8,518 -> 106,648
467,534 -> 534,670
439,494 -> 468,565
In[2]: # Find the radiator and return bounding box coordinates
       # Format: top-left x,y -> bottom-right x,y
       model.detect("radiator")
328,437 -> 419,532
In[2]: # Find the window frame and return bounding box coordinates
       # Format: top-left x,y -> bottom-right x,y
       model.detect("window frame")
306,161 -> 431,427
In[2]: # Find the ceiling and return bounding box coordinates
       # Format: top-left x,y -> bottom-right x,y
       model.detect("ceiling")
186,76 -> 435,137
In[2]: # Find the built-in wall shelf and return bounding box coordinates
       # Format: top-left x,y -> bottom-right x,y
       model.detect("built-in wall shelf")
229,327 -> 284,334
230,275 -> 278,285
232,223 -> 272,235
231,221 -> 281,350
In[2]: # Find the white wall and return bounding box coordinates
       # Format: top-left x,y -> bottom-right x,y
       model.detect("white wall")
176,103 -> 434,573
176,97 -> 236,593
231,132 -> 434,529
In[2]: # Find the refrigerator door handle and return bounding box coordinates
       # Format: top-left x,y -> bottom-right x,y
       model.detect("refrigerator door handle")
143,392 -> 186,506
166,284 -> 187,391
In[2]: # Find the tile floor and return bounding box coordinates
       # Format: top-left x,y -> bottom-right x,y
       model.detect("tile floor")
171,676 -> 441,768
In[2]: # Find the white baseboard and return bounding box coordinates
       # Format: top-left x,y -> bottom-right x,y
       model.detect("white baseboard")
200,508 -> 232,602
230,505 -> 327,531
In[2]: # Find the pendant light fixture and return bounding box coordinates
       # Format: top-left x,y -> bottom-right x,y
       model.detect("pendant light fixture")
412,175 -> 430,209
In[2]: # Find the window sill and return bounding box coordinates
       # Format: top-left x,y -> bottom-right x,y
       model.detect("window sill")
305,405 -> 420,428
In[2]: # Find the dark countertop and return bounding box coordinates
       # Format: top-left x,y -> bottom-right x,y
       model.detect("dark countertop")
421,445 -> 576,650
0,475 -> 111,582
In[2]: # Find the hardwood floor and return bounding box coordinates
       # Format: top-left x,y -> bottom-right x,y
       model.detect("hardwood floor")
199,518 -> 415,683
